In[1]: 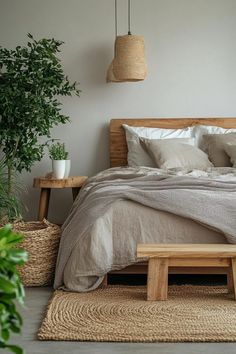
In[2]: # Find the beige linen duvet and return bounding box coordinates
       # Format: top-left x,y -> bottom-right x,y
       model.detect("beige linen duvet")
54,167 -> 236,292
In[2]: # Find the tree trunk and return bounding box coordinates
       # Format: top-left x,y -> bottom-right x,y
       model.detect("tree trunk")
7,164 -> 12,196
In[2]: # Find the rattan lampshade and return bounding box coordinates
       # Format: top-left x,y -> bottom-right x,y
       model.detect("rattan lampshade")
106,60 -> 116,82
106,0 -> 147,83
113,35 -> 147,82
106,40 -> 122,83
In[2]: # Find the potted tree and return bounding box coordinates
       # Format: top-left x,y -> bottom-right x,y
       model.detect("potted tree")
0,33 -> 80,286
0,33 -> 80,217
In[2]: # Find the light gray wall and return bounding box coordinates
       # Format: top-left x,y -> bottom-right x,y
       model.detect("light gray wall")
1,0 -> 236,223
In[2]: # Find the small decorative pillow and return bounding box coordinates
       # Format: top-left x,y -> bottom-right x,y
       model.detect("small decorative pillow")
202,134 -> 236,167
224,144 -> 236,167
122,124 -> 194,167
140,138 -> 213,170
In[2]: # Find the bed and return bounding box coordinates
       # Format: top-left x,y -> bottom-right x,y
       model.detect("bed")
108,118 -> 236,280
54,118 -> 236,292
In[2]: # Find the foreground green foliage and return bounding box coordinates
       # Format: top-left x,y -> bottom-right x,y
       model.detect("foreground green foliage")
0,225 -> 28,354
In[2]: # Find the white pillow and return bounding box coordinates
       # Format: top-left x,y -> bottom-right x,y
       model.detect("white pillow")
194,125 -> 236,151
123,124 -> 194,167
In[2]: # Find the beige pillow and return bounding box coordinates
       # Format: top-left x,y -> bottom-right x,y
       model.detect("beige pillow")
122,124 -> 194,167
224,144 -> 236,167
202,134 -> 236,167
193,125 -> 236,150
140,138 -> 213,169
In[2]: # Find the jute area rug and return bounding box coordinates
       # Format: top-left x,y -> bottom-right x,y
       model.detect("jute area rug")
38,285 -> 236,342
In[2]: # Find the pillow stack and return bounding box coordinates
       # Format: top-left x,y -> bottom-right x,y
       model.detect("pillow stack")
123,124 -> 194,168
123,123 -> 236,169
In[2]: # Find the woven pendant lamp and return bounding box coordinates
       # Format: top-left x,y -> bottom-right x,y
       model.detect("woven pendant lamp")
106,0 -> 147,83
106,40 -> 122,82
113,35 -> 147,82
106,60 -> 116,82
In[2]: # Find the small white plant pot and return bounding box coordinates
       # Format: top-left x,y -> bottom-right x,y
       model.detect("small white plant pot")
52,160 -> 66,179
64,160 -> 71,178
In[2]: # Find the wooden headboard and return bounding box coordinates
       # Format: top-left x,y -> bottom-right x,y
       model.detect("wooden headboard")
110,118 -> 236,167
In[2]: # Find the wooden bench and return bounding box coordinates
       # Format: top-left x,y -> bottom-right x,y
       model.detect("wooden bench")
137,244 -> 236,301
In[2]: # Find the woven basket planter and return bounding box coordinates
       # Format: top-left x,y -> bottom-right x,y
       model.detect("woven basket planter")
13,219 -> 61,287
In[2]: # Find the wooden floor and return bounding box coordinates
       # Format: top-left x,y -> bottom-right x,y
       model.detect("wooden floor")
3,286 -> 236,354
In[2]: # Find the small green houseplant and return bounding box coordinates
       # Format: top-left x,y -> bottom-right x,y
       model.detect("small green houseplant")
49,142 -> 70,179
0,224 -> 28,354
49,142 -> 69,161
0,33 -> 80,219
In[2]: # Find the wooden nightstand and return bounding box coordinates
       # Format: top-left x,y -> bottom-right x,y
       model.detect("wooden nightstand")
33,176 -> 88,221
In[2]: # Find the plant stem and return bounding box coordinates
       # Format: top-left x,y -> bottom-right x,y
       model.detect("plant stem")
7,137 -> 20,197
7,164 -> 12,196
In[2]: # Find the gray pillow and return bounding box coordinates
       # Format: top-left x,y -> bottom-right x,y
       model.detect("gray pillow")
202,134 -> 236,167
224,144 -> 236,167
140,138 -> 213,170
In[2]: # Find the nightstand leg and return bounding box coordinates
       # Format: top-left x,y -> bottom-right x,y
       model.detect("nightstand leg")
38,188 -> 51,221
72,187 -> 80,202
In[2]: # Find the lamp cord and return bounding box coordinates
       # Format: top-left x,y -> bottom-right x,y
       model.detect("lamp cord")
115,0 -> 131,37
115,0 -> 118,37
128,0 -> 131,35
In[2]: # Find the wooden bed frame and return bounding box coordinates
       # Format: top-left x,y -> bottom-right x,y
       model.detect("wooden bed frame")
110,117 -> 236,167
107,117 -> 236,282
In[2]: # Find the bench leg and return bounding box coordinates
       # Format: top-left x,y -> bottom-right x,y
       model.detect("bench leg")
147,257 -> 168,301
227,268 -> 234,294
231,258 -> 236,300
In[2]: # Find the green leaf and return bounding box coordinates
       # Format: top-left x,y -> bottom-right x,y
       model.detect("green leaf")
5,344 -> 24,354
0,233 -> 24,250
0,276 -> 15,293
7,249 -> 28,264
0,224 -> 12,239
9,324 -> 21,334
15,281 -> 25,305
1,328 -> 10,341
